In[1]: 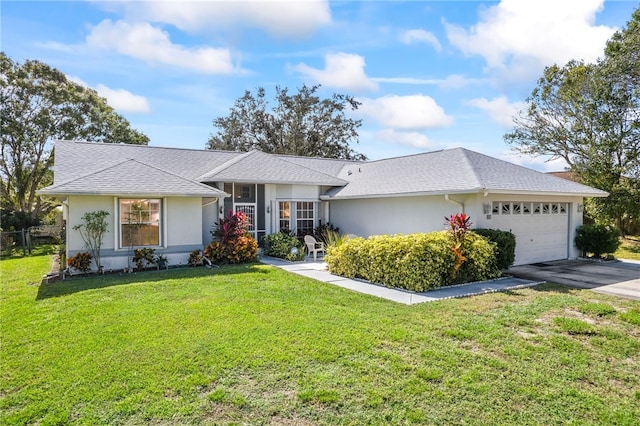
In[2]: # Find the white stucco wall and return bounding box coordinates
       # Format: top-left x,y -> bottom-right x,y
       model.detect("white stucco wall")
201,198 -> 219,246
328,194 -> 471,237
275,184 -> 320,200
67,195 -> 116,254
167,197 -> 203,247
66,195 -> 207,271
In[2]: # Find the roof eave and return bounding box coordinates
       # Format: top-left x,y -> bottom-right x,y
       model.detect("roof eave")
321,187 -> 609,200
321,188 -> 480,200
38,190 -> 229,198
482,189 -> 609,198
203,178 -> 347,186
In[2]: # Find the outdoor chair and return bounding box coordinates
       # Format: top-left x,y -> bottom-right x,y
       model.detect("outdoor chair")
304,235 -> 325,261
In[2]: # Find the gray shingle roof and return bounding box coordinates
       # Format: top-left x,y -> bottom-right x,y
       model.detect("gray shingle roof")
322,148 -> 608,199
198,150 -> 348,185
51,140 -> 238,184
40,158 -> 226,197
43,141 -> 607,200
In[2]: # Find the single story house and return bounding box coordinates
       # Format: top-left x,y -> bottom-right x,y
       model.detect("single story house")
40,140 -> 608,270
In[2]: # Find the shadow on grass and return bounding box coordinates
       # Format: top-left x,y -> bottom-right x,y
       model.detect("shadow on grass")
36,263 -> 271,300
529,282 -> 574,294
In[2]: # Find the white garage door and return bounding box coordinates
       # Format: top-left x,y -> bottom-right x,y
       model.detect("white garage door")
489,201 -> 570,266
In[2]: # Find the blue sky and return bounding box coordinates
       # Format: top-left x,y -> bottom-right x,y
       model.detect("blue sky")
2,0 -> 638,171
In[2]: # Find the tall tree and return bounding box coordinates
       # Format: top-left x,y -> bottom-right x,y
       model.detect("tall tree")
505,8 -> 640,233
0,53 -> 149,227
207,84 -> 366,160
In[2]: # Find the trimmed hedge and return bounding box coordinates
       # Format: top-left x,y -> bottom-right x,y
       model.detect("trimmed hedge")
575,224 -> 621,258
325,231 -> 500,292
474,229 -> 516,270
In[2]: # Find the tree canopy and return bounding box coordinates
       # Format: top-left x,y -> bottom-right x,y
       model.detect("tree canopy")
505,7 -> 640,233
0,52 -> 149,228
207,84 -> 366,160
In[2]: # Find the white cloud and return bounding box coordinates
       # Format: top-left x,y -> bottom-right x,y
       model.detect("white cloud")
68,76 -> 151,114
440,74 -> 484,89
112,0 -> 331,39
376,129 -> 433,149
95,84 -> 151,114
399,29 -> 442,52
372,77 -> 442,85
356,94 -> 453,130
499,150 -> 569,173
445,0 -> 616,74
293,53 -> 378,92
465,96 -> 525,127
86,20 -> 235,74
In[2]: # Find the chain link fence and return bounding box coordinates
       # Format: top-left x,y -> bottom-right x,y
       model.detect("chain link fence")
1,225 -> 64,257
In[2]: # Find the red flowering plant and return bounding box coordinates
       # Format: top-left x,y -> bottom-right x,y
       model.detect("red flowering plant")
445,213 -> 473,279
206,210 -> 258,264
212,210 -> 250,244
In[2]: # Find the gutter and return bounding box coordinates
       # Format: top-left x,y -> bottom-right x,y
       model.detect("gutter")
445,194 -> 464,213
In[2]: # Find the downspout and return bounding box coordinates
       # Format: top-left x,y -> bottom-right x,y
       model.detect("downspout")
444,194 -> 464,213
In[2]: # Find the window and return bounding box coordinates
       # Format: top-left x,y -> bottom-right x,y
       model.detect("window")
559,203 -> 567,214
492,202 -> 500,214
522,203 -> 531,214
542,203 -> 551,214
502,203 -> 511,215
279,201 -> 291,232
278,201 -> 315,235
120,199 -> 161,247
512,203 -> 522,214
533,203 -> 541,214
296,202 -> 315,235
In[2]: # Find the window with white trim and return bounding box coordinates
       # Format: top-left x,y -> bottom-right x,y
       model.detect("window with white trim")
296,201 -> 315,235
120,199 -> 161,247
279,201 -> 291,232
278,201 -> 316,235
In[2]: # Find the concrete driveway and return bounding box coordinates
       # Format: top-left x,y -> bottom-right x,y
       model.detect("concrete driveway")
507,259 -> 640,301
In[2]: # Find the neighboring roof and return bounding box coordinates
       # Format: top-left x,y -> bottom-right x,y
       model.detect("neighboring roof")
197,150 -> 348,186
322,148 -> 608,199
40,159 -> 226,197
43,141 -> 608,200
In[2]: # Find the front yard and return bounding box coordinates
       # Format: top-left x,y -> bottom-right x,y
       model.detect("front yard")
616,235 -> 640,261
1,249 -> 639,425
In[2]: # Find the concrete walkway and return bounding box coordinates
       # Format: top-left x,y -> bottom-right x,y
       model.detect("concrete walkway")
260,256 -> 541,305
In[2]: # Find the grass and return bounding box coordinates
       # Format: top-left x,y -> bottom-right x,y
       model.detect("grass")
616,235 -> 640,261
1,250 -> 640,425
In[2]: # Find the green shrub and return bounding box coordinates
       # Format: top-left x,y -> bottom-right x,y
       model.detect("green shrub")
314,222 -> 340,244
204,236 -> 258,265
325,231 -> 500,292
474,229 -> 516,270
456,233 -> 500,283
264,231 -> 305,261
325,237 -> 368,278
66,251 -> 92,273
188,249 -> 203,266
133,247 -> 156,269
574,224 -> 621,258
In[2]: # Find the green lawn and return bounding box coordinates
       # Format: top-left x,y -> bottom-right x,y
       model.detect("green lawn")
616,236 -> 640,261
2,250 -> 639,425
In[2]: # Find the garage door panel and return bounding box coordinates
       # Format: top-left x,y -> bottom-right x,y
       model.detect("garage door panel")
488,202 -> 569,266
